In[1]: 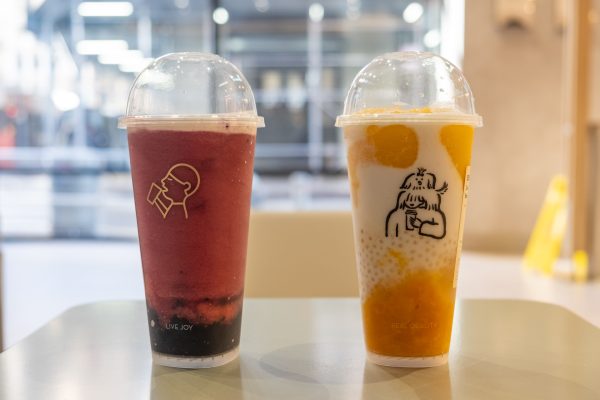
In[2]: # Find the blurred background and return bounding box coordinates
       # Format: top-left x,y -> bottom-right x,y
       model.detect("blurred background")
0,0 -> 453,240
2,0 -> 600,349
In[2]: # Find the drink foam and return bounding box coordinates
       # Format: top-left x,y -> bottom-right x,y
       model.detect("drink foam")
125,119 -> 257,135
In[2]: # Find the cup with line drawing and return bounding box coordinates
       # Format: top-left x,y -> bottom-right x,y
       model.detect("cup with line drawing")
337,52 -> 482,368
120,53 -> 264,369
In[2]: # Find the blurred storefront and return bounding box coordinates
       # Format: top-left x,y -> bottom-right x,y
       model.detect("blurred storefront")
0,0 -> 455,239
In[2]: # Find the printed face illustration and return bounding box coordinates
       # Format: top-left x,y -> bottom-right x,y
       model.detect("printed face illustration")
160,164 -> 200,205
415,175 -> 424,188
405,193 -> 426,209
161,173 -> 191,203
147,163 -> 201,219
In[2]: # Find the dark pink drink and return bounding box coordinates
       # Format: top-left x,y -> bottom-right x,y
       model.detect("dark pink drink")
127,123 -> 255,362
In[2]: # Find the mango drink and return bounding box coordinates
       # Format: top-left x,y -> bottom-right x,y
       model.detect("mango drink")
346,112 -> 473,363
337,53 -> 482,367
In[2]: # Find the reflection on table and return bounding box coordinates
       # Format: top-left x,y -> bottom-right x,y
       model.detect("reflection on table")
0,298 -> 599,399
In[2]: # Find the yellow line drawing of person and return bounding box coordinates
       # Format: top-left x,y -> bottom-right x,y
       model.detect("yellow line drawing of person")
147,163 -> 201,219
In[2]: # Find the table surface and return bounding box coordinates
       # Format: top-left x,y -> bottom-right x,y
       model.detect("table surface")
0,298 -> 599,400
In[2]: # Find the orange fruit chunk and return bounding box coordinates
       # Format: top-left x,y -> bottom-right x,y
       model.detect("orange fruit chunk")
377,248 -> 408,273
366,124 -> 419,169
362,267 -> 456,357
439,125 -> 474,184
346,139 -> 369,206
345,124 -> 418,207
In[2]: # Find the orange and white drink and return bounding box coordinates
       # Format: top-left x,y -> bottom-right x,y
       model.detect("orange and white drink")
337,53 -> 482,367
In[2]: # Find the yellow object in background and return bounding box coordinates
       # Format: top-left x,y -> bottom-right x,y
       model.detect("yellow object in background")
572,250 -> 589,283
523,175 -> 569,275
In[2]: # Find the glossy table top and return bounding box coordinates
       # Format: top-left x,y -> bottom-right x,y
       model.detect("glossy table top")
0,298 -> 599,399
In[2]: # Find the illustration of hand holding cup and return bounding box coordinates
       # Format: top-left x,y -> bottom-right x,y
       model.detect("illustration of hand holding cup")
386,167 -> 447,239
405,210 -> 422,230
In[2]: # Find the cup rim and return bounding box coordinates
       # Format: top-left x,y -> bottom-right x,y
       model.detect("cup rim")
118,114 -> 265,129
335,112 -> 483,127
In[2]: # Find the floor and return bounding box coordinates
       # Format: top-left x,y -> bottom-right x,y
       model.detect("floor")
2,241 -> 600,350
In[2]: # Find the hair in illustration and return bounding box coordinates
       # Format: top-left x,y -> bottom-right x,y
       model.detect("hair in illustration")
400,167 -> 447,193
395,190 -> 440,211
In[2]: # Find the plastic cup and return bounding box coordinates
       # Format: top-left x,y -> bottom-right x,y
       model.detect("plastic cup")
336,52 -> 482,367
119,53 -> 264,368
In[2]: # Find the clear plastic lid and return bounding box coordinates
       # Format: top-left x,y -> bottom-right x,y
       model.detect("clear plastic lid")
119,52 -> 264,128
336,52 -> 482,127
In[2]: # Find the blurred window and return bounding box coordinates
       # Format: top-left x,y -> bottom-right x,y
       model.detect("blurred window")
0,0 -> 451,239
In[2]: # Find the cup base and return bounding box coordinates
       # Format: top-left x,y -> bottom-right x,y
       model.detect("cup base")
367,351 -> 448,368
152,347 -> 239,369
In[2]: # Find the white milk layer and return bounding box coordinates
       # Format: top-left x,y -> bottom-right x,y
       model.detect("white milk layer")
344,122 -> 469,297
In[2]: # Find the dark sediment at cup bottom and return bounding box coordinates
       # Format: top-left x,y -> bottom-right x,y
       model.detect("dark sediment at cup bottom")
147,308 -> 242,357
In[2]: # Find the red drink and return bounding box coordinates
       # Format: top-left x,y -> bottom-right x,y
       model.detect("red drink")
121,52 -> 264,368
127,122 -> 255,364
